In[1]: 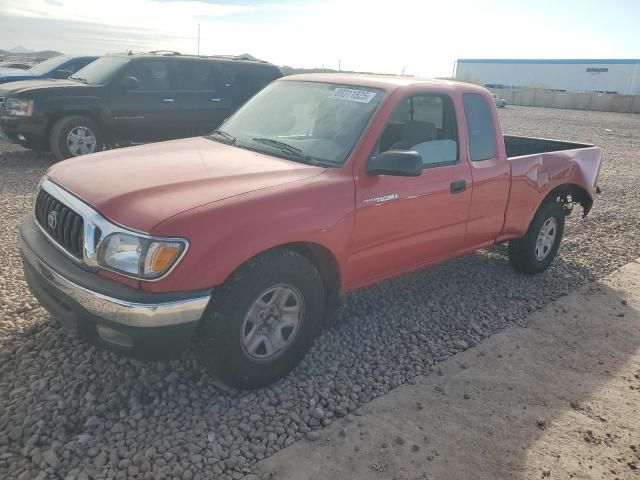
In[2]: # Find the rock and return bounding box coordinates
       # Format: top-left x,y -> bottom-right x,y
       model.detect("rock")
84,416 -> 100,429
111,422 -> 125,433
94,451 -> 108,468
8,426 -> 23,441
306,431 -> 321,441
43,449 -> 61,469
536,418 -> 547,430
310,407 -> 325,420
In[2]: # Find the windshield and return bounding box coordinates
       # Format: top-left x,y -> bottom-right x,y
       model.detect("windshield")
70,56 -> 130,85
216,81 -> 384,166
28,56 -> 71,75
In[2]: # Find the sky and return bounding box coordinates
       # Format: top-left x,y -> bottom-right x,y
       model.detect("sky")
1,0 -> 639,77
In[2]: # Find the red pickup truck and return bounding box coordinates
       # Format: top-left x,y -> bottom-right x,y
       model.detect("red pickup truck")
21,74 -> 601,388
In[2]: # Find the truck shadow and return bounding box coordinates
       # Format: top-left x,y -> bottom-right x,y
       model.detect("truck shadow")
0,247 -> 636,478
256,271 -> 640,479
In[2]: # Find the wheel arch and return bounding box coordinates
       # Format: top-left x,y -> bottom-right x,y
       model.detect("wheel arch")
223,241 -> 342,298
45,110 -> 108,149
540,183 -> 593,217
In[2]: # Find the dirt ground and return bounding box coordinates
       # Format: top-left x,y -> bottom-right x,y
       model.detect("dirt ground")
256,259 -> 640,480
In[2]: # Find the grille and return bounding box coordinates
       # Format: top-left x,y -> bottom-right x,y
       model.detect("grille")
35,189 -> 85,258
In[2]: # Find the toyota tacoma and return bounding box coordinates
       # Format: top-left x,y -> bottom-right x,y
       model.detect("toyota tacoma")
20,74 -> 602,389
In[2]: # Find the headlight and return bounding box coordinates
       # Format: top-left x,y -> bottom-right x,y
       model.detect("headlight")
98,232 -> 187,279
4,98 -> 33,116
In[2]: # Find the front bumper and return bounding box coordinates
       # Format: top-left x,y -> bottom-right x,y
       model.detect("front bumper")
0,114 -> 46,147
20,214 -> 211,359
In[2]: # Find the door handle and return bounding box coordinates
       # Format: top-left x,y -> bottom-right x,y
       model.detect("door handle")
210,97 -> 221,102
162,98 -> 175,103
450,180 -> 466,194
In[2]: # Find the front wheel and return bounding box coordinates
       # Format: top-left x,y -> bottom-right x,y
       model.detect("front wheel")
508,201 -> 565,274
195,249 -> 325,389
49,115 -> 104,161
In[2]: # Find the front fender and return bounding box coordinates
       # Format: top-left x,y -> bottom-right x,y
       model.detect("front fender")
142,171 -> 355,294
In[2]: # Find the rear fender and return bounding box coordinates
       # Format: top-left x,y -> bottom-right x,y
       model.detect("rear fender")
498,147 -> 601,241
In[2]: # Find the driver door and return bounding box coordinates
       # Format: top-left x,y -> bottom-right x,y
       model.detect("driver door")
348,93 -> 472,287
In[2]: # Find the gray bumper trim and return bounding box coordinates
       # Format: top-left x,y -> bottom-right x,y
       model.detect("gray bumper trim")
21,237 -> 210,328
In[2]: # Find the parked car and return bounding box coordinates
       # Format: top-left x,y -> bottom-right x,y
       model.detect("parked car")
492,93 -> 507,108
0,62 -> 32,70
0,55 -> 96,84
20,75 -> 601,388
0,52 -> 283,160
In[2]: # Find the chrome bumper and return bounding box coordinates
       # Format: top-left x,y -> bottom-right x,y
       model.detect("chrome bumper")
21,237 -> 210,328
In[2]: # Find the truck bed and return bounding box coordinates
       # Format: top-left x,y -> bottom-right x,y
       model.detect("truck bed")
504,135 -> 592,158
499,135 -> 601,242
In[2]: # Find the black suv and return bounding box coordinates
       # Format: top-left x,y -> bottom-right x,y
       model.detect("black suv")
0,52 -> 282,160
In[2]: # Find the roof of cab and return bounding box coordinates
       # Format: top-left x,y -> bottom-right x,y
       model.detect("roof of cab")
281,73 -> 487,93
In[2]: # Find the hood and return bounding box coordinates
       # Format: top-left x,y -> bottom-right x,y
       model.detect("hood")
0,78 -> 86,95
47,137 -> 327,233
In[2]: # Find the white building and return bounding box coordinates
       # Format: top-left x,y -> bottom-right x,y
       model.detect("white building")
455,59 -> 640,95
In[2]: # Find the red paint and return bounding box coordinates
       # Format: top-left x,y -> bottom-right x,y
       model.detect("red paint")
46,74 -> 602,295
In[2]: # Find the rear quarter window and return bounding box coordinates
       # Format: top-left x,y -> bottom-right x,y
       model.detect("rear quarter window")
177,59 -> 218,91
462,93 -> 496,161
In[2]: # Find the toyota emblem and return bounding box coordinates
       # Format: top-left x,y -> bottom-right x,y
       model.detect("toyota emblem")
47,211 -> 58,229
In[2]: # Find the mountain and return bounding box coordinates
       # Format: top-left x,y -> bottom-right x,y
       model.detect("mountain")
7,46 -> 34,54
0,49 -> 63,59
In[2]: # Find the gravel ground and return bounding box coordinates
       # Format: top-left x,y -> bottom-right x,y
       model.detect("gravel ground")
1,106 -> 639,480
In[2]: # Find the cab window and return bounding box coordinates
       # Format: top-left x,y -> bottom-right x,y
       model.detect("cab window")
178,60 -> 218,91
123,60 -> 172,91
462,93 -> 496,161
376,94 -> 459,168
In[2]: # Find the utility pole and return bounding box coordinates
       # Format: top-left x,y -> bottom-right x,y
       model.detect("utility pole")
338,58 -> 341,71
197,24 -> 201,56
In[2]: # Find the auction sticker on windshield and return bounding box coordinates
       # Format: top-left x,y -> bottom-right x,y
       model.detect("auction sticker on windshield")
329,88 -> 377,103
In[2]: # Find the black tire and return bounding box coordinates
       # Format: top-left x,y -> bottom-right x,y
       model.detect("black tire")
195,249 -> 325,389
508,201 -> 565,274
49,115 -> 103,161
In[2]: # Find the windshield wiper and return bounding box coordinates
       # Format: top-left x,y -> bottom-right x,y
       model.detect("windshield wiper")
252,137 -> 310,159
210,129 -> 237,145
69,76 -> 88,84
251,137 -> 335,167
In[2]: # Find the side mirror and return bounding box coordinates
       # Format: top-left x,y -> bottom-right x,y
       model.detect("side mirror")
366,150 -> 423,177
53,69 -> 73,79
121,75 -> 140,90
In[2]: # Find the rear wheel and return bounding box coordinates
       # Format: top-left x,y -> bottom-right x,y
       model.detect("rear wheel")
508,201 -> 565,274
195,249 -> 325,389
49,115 -> 103,161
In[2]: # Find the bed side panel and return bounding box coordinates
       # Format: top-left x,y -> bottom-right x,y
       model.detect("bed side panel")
498,147 -> 601,240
